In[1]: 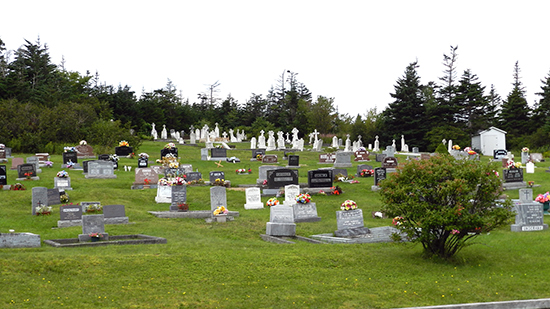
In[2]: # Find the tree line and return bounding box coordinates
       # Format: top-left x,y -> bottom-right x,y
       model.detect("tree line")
1,39 -> 549,154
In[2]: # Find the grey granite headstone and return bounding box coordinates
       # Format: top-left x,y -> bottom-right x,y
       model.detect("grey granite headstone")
333,152 -> 353,168
86,160 -> 116,179
293,202 -> 321,222
59,204 -> 82,221
209,171 -> 225,183
17,163 -> 36,179
511,201 -> 548,232
210,186 -> 227,212
78,214 -> 109,241
266,206 -> 296,236
47,188 -> 62,205
26,156 -> 41,173
257,165 -> 280,185
103,204 -> 126,218
32,187 -> 48,215
170,185 -> 187,211
283,184 -> 301,206
186,171 -> 202,182
0,233 -> 41,248
54,176 -> 72,190
335,209 -> 369,237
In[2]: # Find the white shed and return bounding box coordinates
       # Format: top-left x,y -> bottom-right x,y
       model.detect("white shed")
471,127 -> 507,156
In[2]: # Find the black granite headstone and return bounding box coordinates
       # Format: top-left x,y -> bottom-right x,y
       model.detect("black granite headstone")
63,152 -> 78,164
209,171 -> 225,183
504,168 -> 523,183
252,149 -> 266,158
186,172 -> 203,182
266,169 -> 299,189
0,165 -> 6,185
374,167 -> 387,186
308,170 -> 333,188
138,157 -> 148,168
211,148 -> 227,158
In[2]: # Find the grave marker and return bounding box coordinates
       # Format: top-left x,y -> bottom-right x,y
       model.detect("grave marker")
266,206 -> 296,236
307,169 -> 333,188
170,185 -> 187,211
262,154 -> 278,164
267,169 -> 299,189
318,153 -> 335,164
503,168 -> 523,183
17,163 -> 36,179
0,165 -> 6,185
287,155 -> 300,167
374,167 -> 387,186
333,152 -> 353,168
210,186 -> 227,212
354,150 -> 369,162
11,157 -> 24,170
86,161 -> 117,179
209,171 -> 225,183
59,204 -> 83,221
78,214 -> 109,242
47,188 -> 62,205
244,187 -> 264,209
32,187 -> 48,216
283,184 -> 301,206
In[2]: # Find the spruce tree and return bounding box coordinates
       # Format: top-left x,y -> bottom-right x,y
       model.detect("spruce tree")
499,61 -> 532,145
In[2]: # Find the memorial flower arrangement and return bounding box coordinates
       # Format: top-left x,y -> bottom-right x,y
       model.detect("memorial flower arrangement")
528,181 -> 535,187
139,153 -> 149,159
44,160 -> 53,168
56,170 -> 69,178
119,140 -> 130,147
79,140 -> 87,146
256,154 -> 263,161
212,178 -> 228,187
334,173 -> 354,183
295,193 -> 311,204
392,216 -> 404,226
66,160 -> 75,168
266,197 -> 279,207
178,202 -> 189,211
452,145 -> 460,150
64,146 -> 76,152
464,147 -> 477,155
522,147 -> 530,153
164,142 -> 176,149
360,169 -> 374,177
318,190 -> 326,195
236,168 -> 252,174
109,154 -> 119,162
143,178 -> 151,185
11,183 -> 26,190
535,192 -> 550,203
340,200 -> 357,211
86,203 -> 102,213
173,176 -> 186,186
330,186 -> 343,195
35,203 -> 52,216
507,160 -> 521,168
213,206 -> 228,216
60,194 -> 70,203
158,178 -> 173,186
89,232 -> 104,239
0,143 -> 4,149
24,172 -> 33,180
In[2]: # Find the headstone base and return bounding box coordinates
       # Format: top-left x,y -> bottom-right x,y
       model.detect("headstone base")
301,187 -> 333,194
131,184 -> 158,190
57,220 -> 82,228
503,182 -> 527,190
244,202 -> 264,210
333,163 -> 352,168
85,174 -> 117,179
104,217 -> 129,225
16,177 -> 40,181
266,222 -> 296,236
205,215 -> 234,223
0,233 -> 41,248
78,233 -> 110,242
334,227 -> 371,237
155,196 -> 171,203
511,224 -> 548,232
371,185 -> 381,191
262,188 -> 280,196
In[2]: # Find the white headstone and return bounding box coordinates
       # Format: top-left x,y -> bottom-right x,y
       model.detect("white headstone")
244,187 -> 264,210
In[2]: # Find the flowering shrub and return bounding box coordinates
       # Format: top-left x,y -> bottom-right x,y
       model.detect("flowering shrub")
340,200 -> 357,211
266,198 -> 279,207
295,193 -> 311,204
379,154 -> 514,259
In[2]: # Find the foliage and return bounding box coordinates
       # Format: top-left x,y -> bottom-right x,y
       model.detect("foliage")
379,154 -> 514,259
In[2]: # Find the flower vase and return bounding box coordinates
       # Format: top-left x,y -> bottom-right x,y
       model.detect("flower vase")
544,202 -> 550,214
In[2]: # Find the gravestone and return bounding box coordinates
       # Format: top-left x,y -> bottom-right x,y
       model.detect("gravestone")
76,145 -> 95,158
531,153 -> 544,162
318,153 -> 336,164
521,151 -> 530,165
375,153 -> 387,162
374,167 -> 387,186
266,205 -> 296,236
0,148 -> 6,163
420,153 -> 431,160
82,160 -> 97,174
511,189 -> 549,232
251,149 -> 266,159
335,209 -> 369,237
503,168 -> 523,183
382,156 -> 398,173
62,152 -> 78,165
210,148 -> 227,159
283,184 -> 301,206
356,164 -> 373,177
132,168 -> 159,189
11,157 -> 24,170
307,169 -> 333,188
54,176 -> 72,191
81,201 -> 101,213
78,214 -> 109,242
98,154 -> 110,160
293,201 -> 321,223
267,169 -> 299,189
209,171 -> 225,183
26,156 -> 41,173
333,152 -> 353,168
185,171 -> 203,182
287,155 -> 300,168
115,146 -> 133,157
47,188 -> 62,205
200,148 -> 209,160
170,185 -> 187,211
331,168 -> 348,178
354,150 -> 369,162
138,157 -> 148,168
59,204 -> 83,221
179,164 -> 193,174
244,187 -> 264,210
35,153 -> 49,166
103,204 -> 129,224
160,147 -> 178,158
526,162 -> 535,174
210,186 -> 227,213
0,165 -> 6,185
5,147 -> 12,158
31,187 -> 48,216
86,161 -> 117,179
164,167 -> 186,179
412,147 -> 419,153
262,155 -> 278,164
493,149 -> 508,160
155,185 -> 172,203
17,163 -> 37,180
257,165 -> 279,185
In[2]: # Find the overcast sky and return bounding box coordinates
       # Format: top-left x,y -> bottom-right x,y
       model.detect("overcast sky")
2,1 -> 549,117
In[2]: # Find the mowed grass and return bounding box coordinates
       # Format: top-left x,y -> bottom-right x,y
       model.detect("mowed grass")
1,141 -> 550,308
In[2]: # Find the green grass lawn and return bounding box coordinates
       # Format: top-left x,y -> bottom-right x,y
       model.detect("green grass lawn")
1,141 -> 550,308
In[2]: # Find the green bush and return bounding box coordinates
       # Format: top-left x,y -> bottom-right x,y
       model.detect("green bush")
434,143 -> 447,154
379,154 -> 514,259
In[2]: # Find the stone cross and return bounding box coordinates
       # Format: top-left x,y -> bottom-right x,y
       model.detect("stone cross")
312,129 -> 320,141
222,132 -> 228,139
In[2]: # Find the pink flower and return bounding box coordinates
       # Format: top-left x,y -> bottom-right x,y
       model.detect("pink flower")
451,229 -> 460,235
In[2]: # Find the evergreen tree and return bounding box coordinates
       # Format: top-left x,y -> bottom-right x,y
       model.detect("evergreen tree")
499,61 -> 532,147
532,70 -> 550,129
455,69 -> 493,137
381,61 -> 428,150
435,45 -> 459,123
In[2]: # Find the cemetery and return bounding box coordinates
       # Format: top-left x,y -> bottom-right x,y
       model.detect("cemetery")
2,139 -> 550,308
